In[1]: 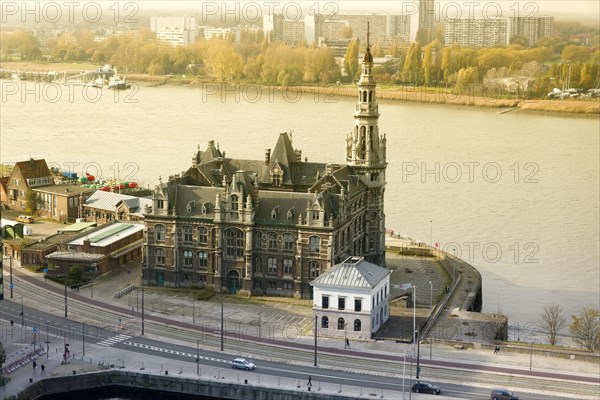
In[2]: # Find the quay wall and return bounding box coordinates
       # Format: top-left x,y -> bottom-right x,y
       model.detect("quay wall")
12,370 -> 359,400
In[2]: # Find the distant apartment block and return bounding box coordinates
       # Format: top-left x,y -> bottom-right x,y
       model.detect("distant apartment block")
264,13 -> 410,47
509,16 -> 554,47
150,16 -> 197,46
418,0 -> 435,44
445,18 -> 509,48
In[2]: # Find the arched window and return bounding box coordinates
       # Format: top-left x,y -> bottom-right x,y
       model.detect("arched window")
183,226 -> 193,242
309,261 -> 320,278
198,226 -> 208,244
354,319 -> 361,332
321,316 -> 329,329
337,317 -> 346,330
183,250 -> 193,266
267,232 -> 277,249
155,248 -> 165,265
283,259 -> 293,275
283,233 -> 294,251
255,231 -> 263,248
231,195 -> 239,211
225,228 -> 244,258
309,236 -> 320,254
155,224 -> 166,241
197,251 -> 208,268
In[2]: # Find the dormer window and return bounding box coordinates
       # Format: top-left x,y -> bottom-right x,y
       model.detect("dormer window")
311,206 -> 320,220
186,201 -> 195,213
271,166 -> 283,186
271,206 -> 279,220
157,199 -> 164,209
287,208 -> 294,221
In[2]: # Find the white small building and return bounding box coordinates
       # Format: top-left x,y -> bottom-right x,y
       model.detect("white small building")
311,256 -> 391,339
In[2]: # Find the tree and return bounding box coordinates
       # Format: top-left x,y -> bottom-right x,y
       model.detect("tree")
25,189 -> 41,215
510,34 -> 530,47
344,39 -> 360,81
68,265 -> 84,283
570,308 -> 600,351
341,26 -> 353,39
403,42 -> 422,84
540,303 -> 567,346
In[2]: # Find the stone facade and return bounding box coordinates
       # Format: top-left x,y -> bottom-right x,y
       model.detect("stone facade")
143,37 -> 387,299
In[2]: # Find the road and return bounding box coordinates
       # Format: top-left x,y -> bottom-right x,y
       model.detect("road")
1,265 -> 598,400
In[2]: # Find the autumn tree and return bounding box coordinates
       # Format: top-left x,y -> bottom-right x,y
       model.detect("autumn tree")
403,42 -> 422,84
344,39 -> 360,81
561,45 -> 593,62
204,39 -> 244,82
539,303 -> 567,346
25,189 -> 41,216
570,308 -> 600,352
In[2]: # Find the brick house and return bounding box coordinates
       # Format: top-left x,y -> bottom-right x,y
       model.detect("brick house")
5,159 -> 53,211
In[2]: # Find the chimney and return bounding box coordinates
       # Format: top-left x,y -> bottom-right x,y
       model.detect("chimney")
295,149 -> 302,163
265,149 -> 271,165
83,239 -> 91,253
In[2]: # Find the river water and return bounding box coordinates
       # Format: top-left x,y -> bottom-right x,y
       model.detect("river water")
1,80 -> 598,333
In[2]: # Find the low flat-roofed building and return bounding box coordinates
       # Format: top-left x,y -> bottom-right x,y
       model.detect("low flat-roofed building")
311,256 -> 391,339
46,222 -> 144,276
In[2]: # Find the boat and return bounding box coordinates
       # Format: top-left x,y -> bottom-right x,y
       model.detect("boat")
85,77 -> 105,88
107,68 -> 131,90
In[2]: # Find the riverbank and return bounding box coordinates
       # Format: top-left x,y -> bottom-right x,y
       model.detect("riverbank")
2,61 -> 598,114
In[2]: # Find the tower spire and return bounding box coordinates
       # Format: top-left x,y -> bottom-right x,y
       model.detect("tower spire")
366,22 -> 370,50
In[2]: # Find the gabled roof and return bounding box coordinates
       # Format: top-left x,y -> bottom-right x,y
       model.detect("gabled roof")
13,159 -> 51,179
311,256 -> 390,289
85,191 -> 152,216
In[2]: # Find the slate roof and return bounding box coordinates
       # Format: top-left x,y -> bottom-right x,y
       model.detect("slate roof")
174,185 -> 221,218
311,256 -> 390,289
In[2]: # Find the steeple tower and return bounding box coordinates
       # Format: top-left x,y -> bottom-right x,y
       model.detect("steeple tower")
346,22 -> 387,184
345,23 -> 387,266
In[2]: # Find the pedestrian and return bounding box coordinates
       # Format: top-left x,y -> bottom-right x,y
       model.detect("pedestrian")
307,375 -> 312,386
345,338 -> 350,349
41,364 -> 45,374
33,361 -> 37,370
496,346 -> 500,354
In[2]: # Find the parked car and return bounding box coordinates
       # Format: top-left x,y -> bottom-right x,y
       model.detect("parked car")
16,215 -> 34,223
231,358 -> 255,370
491,388 -> 519,400
411,381 -> 441,394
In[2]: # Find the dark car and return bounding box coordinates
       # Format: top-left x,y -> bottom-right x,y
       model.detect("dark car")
411,381 -> 441,395
491,388 -> 519,400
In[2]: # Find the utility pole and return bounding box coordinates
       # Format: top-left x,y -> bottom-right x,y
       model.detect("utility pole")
220,300 -> 224,351
141,287 -> 145,335
314,315 -> 318,366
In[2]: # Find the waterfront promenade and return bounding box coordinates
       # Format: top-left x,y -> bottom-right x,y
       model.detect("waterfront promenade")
0,233 -> 598,398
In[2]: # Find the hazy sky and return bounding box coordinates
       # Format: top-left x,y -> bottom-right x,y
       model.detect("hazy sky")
140,0 -> 600,20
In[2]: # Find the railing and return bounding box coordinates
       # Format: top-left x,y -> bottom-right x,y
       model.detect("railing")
2,347 -> 46,374
114,285 -> 136,300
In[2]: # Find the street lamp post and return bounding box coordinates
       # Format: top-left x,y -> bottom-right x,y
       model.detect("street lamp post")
412,285 -> 417,356
314,315 -> 318,366
64,276 -> 68,317
10,256 -> 13,298
429,281 -> 433,311
192,300 -> 195,324
220,300 -> 224,351
452,248 -> 456,284
402,352 -> 406,400
20,295 -> 24,327
430,220 -> 433,246
258,311 -> 261,338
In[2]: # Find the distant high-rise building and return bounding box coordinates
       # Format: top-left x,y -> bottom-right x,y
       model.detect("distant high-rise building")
445,18 -> 509,48
150,16 -> 197,46
418,0 -> 435,44
264,13 -> 410,47
509,16 -> 554,47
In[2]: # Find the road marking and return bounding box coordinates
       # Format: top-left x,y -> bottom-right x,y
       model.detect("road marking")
125,341 -> 233,365
97,334 -> 131,347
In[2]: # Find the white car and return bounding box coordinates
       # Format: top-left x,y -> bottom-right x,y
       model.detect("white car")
231,358 -> 255,370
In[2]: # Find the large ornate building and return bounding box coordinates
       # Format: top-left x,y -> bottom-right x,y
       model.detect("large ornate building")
143,36 -> 387,299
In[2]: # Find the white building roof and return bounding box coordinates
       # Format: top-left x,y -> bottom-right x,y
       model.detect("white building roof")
85,191 -> 152,216
311,256 -> 390,289
68,222 -> 144,247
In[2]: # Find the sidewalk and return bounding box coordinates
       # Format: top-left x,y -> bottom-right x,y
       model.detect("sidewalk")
2,261 -> 599,399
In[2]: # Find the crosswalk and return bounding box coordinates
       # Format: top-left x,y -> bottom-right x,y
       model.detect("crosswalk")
97,334 -> 132,347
